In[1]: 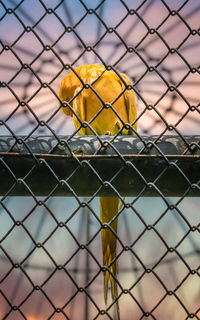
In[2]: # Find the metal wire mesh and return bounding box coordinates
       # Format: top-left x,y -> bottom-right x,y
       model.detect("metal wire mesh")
0,0 -> 200,319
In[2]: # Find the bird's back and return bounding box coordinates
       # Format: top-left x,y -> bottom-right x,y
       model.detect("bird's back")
59,64 -> 137,135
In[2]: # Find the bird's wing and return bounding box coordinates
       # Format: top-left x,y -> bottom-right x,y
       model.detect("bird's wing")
120,73 -> 137,134
73,87 -> 87,135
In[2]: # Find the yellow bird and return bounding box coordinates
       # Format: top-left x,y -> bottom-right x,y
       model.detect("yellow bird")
59,64 -> 137,318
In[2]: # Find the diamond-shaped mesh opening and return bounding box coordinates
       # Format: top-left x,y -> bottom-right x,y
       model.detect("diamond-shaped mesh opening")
0,0 -> 199,319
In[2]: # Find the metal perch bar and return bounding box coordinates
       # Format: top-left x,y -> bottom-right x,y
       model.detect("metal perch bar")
0,135 -> 199,197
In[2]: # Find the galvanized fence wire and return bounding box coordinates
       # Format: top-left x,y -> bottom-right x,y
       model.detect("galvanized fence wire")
0,0 -> 200,319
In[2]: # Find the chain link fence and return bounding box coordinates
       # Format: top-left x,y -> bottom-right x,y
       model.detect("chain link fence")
0,0 -> 200,319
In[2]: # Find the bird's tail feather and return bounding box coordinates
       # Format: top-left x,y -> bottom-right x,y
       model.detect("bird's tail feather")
100,196 -> 120,319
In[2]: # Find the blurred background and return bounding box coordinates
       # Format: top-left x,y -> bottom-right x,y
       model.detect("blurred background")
0,0 -> 200,319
